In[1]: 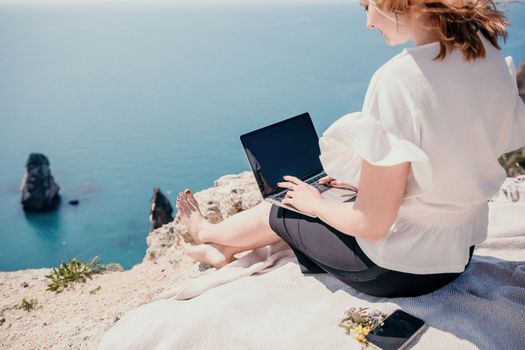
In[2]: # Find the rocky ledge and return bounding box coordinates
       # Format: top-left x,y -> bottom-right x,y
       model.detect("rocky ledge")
0,171 -> 262,350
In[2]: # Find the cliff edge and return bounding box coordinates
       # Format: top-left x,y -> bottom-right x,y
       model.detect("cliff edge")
0,171 -> 262,350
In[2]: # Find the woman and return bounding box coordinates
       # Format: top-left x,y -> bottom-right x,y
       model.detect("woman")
175,0 -> 524,297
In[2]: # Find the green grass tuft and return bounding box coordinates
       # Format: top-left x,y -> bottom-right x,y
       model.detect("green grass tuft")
45,256 -> 105,293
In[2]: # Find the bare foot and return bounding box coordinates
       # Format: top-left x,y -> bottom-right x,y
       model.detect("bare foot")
176,189 -> 211,244
183,243 -> 234,269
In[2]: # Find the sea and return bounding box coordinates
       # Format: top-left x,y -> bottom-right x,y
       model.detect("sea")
1,0 -> 524,271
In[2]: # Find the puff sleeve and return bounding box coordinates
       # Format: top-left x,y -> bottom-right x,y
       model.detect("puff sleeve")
503,56 -> 525,153
318,65 -> 433,199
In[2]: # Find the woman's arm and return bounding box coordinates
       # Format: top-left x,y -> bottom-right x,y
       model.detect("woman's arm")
313,159 -> 410,241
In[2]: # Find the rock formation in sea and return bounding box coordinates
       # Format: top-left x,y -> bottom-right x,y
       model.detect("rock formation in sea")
20,153 -> 61,212
149,187 -> 174,231
517,58 -> 525,101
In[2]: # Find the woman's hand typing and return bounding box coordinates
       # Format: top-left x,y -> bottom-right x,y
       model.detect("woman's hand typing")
277,175 -> 324,216
318,175 -> 358,192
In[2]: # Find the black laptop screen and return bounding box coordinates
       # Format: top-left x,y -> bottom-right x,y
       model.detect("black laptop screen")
240,113 -> 323,197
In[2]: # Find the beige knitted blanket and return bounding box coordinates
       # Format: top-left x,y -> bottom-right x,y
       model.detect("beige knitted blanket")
99,183 -> 525,349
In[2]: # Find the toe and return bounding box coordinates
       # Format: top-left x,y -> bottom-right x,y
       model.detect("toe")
178,193 -> 191,217
176,202 -> 184,216
180,194 -> 192,209
185,191 -> 200,209
186,197 -> 199,211
176,195 -> 185,211
183,198 -> 199,217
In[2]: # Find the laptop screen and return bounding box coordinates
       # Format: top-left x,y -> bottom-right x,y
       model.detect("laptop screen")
240,113 -> 323,198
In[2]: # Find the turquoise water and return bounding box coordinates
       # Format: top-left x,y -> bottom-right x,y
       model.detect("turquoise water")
1,1 -> 524,271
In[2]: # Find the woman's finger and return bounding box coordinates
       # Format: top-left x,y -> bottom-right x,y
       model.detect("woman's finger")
283,175 -> 311,190
282,197 -> 297,207
277,181 -> 294,190
283,175 -> 303,185
318,176 -> 333,184
332,180 -> 352,187
332,181 -> 358,191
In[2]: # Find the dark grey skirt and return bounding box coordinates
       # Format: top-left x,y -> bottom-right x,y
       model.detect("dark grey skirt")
268,204 -> 474,298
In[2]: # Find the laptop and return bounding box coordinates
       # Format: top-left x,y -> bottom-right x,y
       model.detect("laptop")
240,112 -> 357,218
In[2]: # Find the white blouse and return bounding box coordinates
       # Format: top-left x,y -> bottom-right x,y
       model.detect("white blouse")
318,32 -> 525,274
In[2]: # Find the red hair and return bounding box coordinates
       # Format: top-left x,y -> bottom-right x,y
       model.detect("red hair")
373,0 -> 514,61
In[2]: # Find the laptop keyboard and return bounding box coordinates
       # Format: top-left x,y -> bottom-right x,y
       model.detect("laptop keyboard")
309,180 -> 332,193
307,173 -> 332,193
273,175 -> 332,201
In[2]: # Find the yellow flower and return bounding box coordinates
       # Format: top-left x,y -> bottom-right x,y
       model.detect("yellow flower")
355,335 -> 366,343
355,324 -> 370,335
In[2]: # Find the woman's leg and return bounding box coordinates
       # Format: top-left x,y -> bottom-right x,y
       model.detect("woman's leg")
182,235 -> 281,268
176,189 -> 282,264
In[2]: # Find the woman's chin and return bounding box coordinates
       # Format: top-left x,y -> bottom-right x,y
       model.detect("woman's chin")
381,34 -> 393,45
384,37 -> 406,47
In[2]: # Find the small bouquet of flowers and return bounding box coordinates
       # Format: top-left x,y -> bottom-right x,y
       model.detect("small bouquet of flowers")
339,307 -> 387,345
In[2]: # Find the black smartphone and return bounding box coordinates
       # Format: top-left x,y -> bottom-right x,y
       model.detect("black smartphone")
365,309 -> 426,350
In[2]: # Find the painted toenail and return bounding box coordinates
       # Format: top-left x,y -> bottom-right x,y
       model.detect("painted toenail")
184,189 -> 190,194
